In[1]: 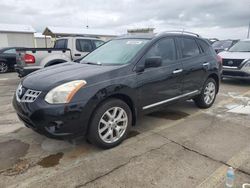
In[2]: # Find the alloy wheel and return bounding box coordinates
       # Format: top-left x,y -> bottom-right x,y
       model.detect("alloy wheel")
98,107 -> 128,144
204,82 -> 216,105
0,62 -> 8,73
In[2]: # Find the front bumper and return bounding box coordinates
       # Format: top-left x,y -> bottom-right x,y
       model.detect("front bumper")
15,65 -> 41,77
222,67 -> 250,80
12,94 -> 92,139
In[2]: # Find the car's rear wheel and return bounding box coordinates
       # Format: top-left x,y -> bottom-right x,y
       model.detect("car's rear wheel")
194,78 -> 217,108
0,62 -> 8,73
88,99 -> 132,149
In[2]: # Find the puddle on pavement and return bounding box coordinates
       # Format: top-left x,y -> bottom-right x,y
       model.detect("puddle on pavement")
2,159 -> 31,176
127,130 -> 140,139
148,110 -> 189,120
37,152 -> 64,168
0,140 -> 29,171
67,146 -> 90,159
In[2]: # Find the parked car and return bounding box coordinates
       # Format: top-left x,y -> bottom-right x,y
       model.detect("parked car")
13,31 -> 221,149
219,39 -> 250,80
208,38 -> 219,44
212,40 -> 239,54
0,47 -> 22,73
15,37 -> 104,77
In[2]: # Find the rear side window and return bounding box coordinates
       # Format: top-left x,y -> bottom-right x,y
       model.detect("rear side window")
197,39 -> 210,53
54,39 -> 68,49
4,49 -> 16,54
93,40 -> 104,48
145,38 -> 176,64
76,39 -> 93,52
180,38 -> 200,58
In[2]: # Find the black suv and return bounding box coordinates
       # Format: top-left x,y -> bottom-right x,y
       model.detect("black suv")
13,31 -> 222,148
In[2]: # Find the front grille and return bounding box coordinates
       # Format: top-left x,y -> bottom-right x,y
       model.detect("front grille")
16,85 -> 41,103
222,59 -> 244,67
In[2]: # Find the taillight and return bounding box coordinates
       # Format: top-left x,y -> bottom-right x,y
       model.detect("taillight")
217,55 -> 222,64
24,54 -> 35,64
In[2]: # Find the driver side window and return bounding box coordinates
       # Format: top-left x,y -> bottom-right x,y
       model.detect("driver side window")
145,38 -> 176,64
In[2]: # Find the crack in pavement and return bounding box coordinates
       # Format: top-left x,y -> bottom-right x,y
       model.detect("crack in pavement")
154,132 -> 250,177
75,121 -> 250,187
75,142 -> 170,188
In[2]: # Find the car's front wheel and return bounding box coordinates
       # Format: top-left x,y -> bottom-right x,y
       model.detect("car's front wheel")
0,62 -> 8,73
88,99 -> 132,149
194,78 -> 217,108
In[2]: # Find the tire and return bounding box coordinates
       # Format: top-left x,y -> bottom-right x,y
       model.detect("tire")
0,62 -> 8,73
87,98 -> 132,149
194,78 -> 217,109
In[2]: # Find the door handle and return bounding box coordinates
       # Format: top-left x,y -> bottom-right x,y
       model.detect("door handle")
203,62 -> 209,66
74,54 -> 81,56
173,69 -> 183,74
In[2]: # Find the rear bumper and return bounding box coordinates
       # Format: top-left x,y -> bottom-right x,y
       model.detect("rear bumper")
222,68 -> 250,79
15,65 -> 41,77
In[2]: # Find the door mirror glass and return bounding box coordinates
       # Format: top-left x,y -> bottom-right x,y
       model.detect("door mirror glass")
145,57 -> 162,68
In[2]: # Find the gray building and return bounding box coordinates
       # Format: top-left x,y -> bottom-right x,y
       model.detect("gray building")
34,33 -> 54,48
0,23 -> 36,48
43,26 -> 118,41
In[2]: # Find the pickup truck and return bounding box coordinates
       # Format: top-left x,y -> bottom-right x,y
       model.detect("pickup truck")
15,36 -> 104,77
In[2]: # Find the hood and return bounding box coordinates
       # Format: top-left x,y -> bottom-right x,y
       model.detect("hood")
22,62 -> 122,91
218,51 -> 250,60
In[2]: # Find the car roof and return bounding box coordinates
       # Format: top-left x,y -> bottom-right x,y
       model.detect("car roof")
57,36 -> 104,41
116,33 -> 203,40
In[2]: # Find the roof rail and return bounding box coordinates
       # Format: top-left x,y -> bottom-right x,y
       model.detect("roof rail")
159,30 -> 201,38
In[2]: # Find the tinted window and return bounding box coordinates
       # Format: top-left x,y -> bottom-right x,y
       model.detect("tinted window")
54,39 -> 68,49
197,39 -> 210,53
4,49 -> 16,54
180,38 -> 200,58
145,38 -> 176,64
93,40 -> 104,48
76,39 -> 93,52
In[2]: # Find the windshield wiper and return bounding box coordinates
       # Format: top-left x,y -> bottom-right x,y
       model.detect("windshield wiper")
84,61 -> 102,66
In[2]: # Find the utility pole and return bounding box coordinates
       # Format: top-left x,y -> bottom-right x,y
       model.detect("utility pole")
247,21 -> 250,39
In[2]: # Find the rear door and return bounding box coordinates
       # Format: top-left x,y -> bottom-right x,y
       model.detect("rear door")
136,37 -> 184,110
73,39 -> 95,61
177,37 -> 206,94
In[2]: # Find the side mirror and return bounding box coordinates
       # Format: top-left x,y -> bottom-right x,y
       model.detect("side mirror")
145,57 -> 162,68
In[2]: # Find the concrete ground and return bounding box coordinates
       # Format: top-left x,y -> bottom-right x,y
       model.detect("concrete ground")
0,72 -> 250,188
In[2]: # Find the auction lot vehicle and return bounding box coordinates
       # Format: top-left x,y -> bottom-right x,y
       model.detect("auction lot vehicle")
13,31 -> 221,149
15,37 -> 104,77
219,39 -> 250,80
0,47 -> 22,73
212,39 -> 238,54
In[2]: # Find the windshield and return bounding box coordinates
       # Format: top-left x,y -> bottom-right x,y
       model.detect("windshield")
81,39 -> 149,65
229,41 -> 250,52
212,40 -> 232,49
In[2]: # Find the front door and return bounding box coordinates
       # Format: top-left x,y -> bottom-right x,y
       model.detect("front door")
136,37 -> 184,111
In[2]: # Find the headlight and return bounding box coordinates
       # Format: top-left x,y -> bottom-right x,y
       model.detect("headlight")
242,60 -> 250,73
45,80 -> 87,104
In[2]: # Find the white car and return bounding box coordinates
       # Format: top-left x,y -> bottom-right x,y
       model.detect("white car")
219,39 -> 250,80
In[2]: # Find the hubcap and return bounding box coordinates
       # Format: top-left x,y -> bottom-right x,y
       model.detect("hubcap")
98,107 -> 128,144
204,82 -> 216,105
0,62 -> 8,73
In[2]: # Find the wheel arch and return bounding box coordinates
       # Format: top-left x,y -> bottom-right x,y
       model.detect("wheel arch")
208,73 -> 219,93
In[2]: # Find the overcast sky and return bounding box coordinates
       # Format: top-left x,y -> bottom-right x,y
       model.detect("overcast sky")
0,0 -> 249,39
